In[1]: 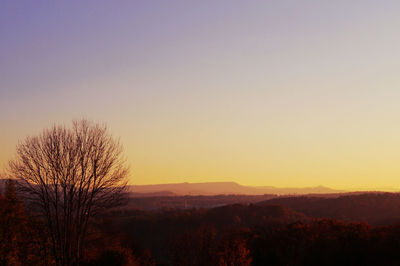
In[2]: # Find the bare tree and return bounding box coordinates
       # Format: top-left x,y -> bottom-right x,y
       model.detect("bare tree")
8,119 -> 129,266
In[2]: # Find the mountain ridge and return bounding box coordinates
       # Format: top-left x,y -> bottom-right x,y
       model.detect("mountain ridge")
127,181 -> 345,196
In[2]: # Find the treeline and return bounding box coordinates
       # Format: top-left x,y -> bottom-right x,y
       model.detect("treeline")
99,203 -> 400,265
4,180 -> 400,265
127,192 -> 400,226
265,193 -> 400,226
126,194 -> 276,210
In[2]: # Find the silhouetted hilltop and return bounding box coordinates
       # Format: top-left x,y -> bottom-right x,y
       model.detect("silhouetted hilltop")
125,190 -> 400,226
262,192 -> 400,225
128,182 -> 344,196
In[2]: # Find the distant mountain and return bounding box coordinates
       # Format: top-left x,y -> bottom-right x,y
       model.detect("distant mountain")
127,182 -> 344,196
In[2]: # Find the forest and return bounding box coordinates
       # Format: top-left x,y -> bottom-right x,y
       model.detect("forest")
3,178 -> 400,266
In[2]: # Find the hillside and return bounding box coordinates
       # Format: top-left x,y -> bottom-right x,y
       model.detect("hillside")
126,194 -> 277,210
263,193 -> 400,225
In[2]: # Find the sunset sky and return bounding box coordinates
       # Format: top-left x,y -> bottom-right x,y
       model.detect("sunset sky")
1,1 -> 400,190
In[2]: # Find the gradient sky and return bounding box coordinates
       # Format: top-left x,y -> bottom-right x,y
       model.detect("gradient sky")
1,1 -> 400,190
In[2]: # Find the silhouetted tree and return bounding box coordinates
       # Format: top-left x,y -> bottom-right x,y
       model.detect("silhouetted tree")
9,119 -> 129,266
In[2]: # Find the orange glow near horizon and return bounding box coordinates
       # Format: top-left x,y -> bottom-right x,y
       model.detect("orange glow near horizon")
2,1 -> 400,191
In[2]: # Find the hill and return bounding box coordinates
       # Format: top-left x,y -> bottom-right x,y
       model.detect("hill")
128,182 -> 344,196
262,192 -> 400,225
126,194 -> 277,210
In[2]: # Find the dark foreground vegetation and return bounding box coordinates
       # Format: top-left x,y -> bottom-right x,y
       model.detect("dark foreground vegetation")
3,178 -> 400,265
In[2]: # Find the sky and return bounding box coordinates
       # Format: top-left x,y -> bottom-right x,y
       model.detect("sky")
1,1 -> 400,190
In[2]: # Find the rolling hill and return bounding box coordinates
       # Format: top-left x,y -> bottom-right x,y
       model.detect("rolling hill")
128,182 -> 344,196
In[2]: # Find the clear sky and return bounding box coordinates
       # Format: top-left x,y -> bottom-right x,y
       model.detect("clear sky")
1,1 -> 400,190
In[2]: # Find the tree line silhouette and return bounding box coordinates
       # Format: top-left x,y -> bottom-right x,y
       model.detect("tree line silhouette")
4,182 -> 400,265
